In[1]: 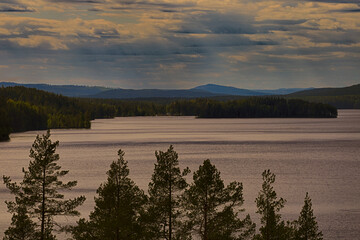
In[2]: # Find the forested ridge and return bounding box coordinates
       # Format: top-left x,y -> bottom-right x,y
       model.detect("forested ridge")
0,86 -> 337,141
3,131 -> 324,240
286,83 -> 360,109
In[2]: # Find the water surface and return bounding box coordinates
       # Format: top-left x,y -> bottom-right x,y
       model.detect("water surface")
1,110 -> 359,239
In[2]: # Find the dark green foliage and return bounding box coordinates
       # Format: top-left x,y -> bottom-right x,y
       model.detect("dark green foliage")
0,96 -> 11,141
293,193 -> 323,240
148,145 -> 190,240
5,99 -> 48,132
3,130 -> 86,240
255,170 -> 290,240
167,98 -> 337,118
0,86 -> 92,141
3,206 -> 37,240
182,159 -> 255,240
69,218 -> 98,240
287,95 -> 360,109
71,149 -> 147,240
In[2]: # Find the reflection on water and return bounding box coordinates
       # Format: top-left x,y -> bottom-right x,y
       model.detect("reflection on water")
1,110 -> 359,239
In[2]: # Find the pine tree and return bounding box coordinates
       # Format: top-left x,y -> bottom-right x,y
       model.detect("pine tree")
254,169 -> 288,240
182,159 -> 255,240
294,193 -> 323,240
148,145 -> 190,240
72,149 -> 147,240
3,130 -> 86,240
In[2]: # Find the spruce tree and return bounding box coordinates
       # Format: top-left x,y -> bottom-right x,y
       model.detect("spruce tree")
148,145 -> 190,240
3,130 -> 86,240
80,149 -> 147,240
294,193 -> 323,240
182,159 -> 255,240
255,169 -> 289,240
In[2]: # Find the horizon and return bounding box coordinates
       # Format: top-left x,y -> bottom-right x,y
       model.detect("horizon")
3,80 -> 358,91
0,0 -> 359,89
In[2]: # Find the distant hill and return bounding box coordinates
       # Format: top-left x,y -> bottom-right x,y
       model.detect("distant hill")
192,84 -> 311,96
4,81 -> 357,100
289,84 -> 360,97
1,82 -> 312,99
0,82 -> 109,97
192,84 -> 266,96
255,88 -> 313,95
88,88 -> 220,99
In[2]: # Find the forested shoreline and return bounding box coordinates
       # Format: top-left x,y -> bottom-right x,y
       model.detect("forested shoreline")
167,98 -> 337,118
3,131 -> 323,240
0,86 -> 337,141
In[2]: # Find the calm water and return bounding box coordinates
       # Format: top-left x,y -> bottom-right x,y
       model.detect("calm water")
1,110 -> 359,239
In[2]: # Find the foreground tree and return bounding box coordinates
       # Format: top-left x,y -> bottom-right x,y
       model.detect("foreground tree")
293,193 -> 323,240
148,145 -> 190,240
71,149 -> 147,240
183,159 -> 255,240
3,206 -> 37,240
254,169 -> 290,240
3,130 -> 86,240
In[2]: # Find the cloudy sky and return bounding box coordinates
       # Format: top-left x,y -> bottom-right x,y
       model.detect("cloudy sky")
0,0 -> 359,89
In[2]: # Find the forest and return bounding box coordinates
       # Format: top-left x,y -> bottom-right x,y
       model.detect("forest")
0,86 -> 337,141
3,131 -> 323,240
166,98 -> 337,118
286,95 -> 360,109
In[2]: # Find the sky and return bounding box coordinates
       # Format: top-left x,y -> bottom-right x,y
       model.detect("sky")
0,0 -> 359,89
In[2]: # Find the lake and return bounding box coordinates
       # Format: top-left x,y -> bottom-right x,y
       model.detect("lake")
1,110 -> 359,239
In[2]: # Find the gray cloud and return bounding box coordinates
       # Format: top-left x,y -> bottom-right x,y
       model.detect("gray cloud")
47,0 -> 105,3
0,7 -> 34,12
46,0 -> 196,10
306,0 -> 360,3
292,28 -> 360,45
88,7 -> 103,11
112,0 -> 196,8
171,12 -> 261,35
330,8 -> 360,12
0,2 -> 35,12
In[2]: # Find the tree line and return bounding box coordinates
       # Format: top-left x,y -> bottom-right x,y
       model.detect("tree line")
3,131 -> 323,240
0,86 -> 337,142
287,95 -> 360,109
166,98 -> 337,118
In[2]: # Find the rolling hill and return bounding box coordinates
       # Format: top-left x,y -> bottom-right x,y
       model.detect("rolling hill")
191,84 -> 266,96
289,84 -> 360,97
1,82 -> 312,99
192,84 -> 311,96
0,82 -> 109,97
287,83 -> 360,109
87,88 -> 220,99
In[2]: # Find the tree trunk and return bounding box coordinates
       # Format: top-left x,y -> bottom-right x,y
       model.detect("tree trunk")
169,179 -> 172,240
168,162 -> 172,240
41,167 -> 46,240
204,187 -> 208,240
